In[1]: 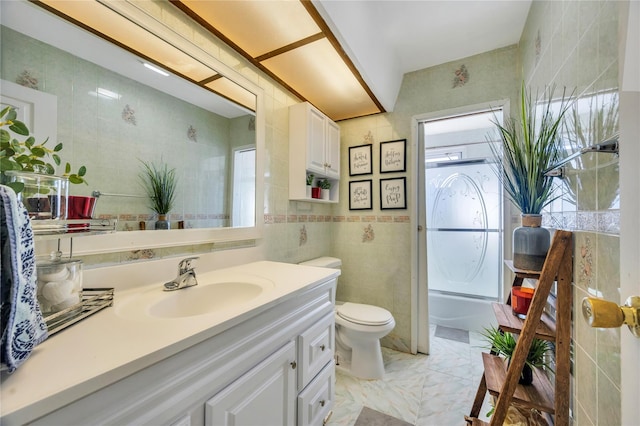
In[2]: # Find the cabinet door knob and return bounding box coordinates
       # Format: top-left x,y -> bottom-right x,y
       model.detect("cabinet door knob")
319,400 -> 326,407
290,361 -> 297,369
319,344 -> 326,351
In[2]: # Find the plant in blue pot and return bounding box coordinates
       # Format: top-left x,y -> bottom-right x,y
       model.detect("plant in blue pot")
489,83 -> 573,271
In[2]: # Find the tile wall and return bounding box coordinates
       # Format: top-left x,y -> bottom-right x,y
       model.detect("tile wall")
519,1 -> 622,424
336,45 -> 520,352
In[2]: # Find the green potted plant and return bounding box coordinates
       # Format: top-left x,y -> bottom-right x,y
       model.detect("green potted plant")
489,83 -> 573,270
306,173 -> 314,198
318,178 -> 331,200
1,106 -> 88,220
480,326 -> 552,386
139,160 -> 177,230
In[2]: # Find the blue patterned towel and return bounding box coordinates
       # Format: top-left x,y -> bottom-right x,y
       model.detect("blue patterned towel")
0,185 -> 48,372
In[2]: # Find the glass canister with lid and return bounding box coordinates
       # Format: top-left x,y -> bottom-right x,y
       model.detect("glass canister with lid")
36,252 -> 83,315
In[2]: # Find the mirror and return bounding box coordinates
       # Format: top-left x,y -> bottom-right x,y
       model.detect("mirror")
0,1 -> 264,252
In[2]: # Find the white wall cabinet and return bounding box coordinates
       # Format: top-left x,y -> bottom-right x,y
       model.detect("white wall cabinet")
289,102 -> 340,203
30,278 -> 336,426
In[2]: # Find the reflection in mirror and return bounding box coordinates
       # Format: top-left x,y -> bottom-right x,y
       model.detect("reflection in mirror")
0,0 -> 260,233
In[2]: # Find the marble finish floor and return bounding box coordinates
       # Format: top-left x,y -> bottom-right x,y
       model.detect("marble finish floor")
328,326 -> 492,426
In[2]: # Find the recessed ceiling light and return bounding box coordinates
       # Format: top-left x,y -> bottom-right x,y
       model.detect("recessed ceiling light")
143,62 -> 169,76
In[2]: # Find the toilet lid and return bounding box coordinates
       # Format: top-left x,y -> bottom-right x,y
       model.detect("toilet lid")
336,303 -> 393,326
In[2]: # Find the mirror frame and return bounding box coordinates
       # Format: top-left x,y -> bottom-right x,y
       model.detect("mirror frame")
20,0 -> 265,254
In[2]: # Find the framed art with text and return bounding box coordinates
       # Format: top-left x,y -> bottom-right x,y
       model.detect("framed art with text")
349,144 -> 372,176
380,177 -> 406,209
380,139 -> 406,173
349,180 -> 372,210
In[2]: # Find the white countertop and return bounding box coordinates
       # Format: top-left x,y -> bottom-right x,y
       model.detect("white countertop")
0,261 -> 338,425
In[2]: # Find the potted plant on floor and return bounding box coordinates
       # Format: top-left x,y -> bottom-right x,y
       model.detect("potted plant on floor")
1,106 -> 88,220
489,83 -> 573,270
139,160 -> 177,230
480,326 -> 552,386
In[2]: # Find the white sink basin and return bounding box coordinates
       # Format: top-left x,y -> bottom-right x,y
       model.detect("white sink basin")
150,282 -> 264,318
116,275 -> 275,320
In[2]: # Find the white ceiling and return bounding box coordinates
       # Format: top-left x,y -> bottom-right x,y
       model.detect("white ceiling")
314,0 -> 532,111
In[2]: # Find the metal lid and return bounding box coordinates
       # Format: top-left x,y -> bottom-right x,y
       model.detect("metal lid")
36,251 -> 82,268
336,302 -> 393,326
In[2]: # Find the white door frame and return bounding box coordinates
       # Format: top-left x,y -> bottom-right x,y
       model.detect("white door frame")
619,1 -> 639,423
411,100 -> 510,354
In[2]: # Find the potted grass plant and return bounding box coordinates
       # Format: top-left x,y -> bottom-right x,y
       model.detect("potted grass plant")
562,93 -> 619,210
489,82 -> 573,270
139,160 -> 177,230
481,326 -> 552,386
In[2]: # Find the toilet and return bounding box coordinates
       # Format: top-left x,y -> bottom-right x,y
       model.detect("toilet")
299,257 -> 395,380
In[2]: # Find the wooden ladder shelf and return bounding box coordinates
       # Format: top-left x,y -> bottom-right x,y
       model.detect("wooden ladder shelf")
466,229 -> 573,426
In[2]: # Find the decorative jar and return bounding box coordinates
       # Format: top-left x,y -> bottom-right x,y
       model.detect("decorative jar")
36,253 -> 83,315
513,214 -> 550,271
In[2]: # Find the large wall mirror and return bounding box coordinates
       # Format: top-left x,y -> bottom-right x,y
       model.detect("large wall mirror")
0,1 -> 264,254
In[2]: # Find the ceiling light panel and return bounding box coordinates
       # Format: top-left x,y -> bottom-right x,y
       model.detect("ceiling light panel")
262,38 -> 380,120
177,0 -> 321,58
205,78 -> 257,112
39,0 -> 217,82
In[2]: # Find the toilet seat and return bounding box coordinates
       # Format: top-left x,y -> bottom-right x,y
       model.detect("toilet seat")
336,302 -> 393,326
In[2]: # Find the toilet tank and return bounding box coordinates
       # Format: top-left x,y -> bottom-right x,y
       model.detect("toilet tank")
299,257 -> 342,270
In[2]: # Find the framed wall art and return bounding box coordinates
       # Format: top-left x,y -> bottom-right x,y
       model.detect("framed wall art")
349,144 -> 372,176
380,139 -> 406,173
349,179 -> 372,210
380,177 -> 406,209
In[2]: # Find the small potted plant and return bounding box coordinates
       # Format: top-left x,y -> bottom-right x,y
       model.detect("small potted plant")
318,178 -> 331,200
480,326 -> 552,385
139,160 -> 177,230
306,173 -> 314,198
1,106 -> 88,220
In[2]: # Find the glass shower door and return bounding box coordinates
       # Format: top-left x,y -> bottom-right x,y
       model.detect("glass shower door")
426,158 -> 501,299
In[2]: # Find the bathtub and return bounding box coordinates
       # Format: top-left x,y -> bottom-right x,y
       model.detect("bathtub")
428,291 -> 497,333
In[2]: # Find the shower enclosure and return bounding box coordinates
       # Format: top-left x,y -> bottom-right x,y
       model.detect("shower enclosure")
422,110 -> 503,332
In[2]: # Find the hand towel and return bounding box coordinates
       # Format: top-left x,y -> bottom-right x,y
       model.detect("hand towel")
0,184 -> 48,372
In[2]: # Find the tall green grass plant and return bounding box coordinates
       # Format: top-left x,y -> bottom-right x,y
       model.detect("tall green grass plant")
490,83 -> 573,214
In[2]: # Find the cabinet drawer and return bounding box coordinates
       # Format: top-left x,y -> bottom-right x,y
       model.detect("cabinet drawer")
297,362 -> 335,426
298,312 -> 334,390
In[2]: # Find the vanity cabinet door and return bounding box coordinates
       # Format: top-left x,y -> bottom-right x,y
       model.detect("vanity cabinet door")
205,341 -> 296,426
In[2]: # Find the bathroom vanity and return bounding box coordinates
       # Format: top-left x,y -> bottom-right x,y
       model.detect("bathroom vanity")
0,261 -> 338,426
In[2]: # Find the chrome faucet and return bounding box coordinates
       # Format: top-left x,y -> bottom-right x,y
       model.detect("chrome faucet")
164,257 -> 199,291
